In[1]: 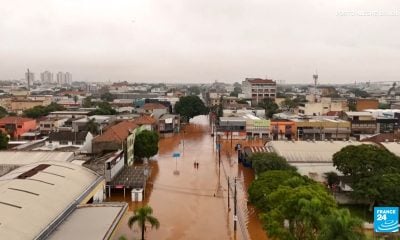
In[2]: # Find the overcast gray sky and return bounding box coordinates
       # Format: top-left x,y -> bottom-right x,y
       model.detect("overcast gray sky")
1,0 -> 400,84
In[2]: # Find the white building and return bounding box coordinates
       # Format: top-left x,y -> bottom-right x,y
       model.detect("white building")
40,71 -> 53,83
56,72 -> 72,84
44,131 -> 93,153
242,78 -> 277,104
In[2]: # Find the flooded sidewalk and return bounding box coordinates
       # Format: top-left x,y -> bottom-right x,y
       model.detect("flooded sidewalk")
110,115 -> 267,240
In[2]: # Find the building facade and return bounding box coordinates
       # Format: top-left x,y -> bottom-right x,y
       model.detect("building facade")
242,78 -> 276,104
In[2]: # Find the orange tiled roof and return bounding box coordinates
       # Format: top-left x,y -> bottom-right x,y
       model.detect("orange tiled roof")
142,103 -> 167,110
0,116 -> 35,124
134,115 -> 156,125
93,121 -> 137,143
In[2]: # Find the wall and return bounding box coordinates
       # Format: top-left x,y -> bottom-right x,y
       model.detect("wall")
126,130 -> 136,165
356,99 -> 379,111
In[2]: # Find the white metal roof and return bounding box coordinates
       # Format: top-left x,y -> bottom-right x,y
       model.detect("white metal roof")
0,151 -> 74,165
381,142 -> 400,157
0,161 -> 102,240
345,111 -> 373,116
48,203 -> 127,240
268,141 -> 370,163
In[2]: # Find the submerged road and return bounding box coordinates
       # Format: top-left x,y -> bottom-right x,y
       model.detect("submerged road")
111,115 -> 267,240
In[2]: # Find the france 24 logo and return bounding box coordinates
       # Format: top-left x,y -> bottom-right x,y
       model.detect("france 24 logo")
374,207 -> 399,233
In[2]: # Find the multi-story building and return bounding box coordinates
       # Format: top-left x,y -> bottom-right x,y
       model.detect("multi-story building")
298,97 -> 348,116
344,111 -> 377,139
57,72 -> 65,84
40,71 -> 53,83
65,72 -> 72,84
241,78 -> 276,104
39,117 -> 69,134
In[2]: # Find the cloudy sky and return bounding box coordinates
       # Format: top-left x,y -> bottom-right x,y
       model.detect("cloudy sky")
1,0 -> 400,84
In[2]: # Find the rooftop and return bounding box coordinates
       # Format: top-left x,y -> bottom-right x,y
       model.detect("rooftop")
345,111 -> 373,117
134,115 -> 157,125
48,203 -> 127,240
0,116 -> 35,124
0,151 -> 74,166
268,141 -> 371,163
93,121 -> 137,143
245,78 -> 275,84
48,131 -> 90,142
142,103 -> 167,110
0,161 -> 103,240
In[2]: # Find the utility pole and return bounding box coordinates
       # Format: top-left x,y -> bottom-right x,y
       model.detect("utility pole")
227,177 -> 230,211
234,177 -> 237,231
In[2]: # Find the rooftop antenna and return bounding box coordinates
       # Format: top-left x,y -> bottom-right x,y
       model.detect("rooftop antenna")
313,70 -> 318,102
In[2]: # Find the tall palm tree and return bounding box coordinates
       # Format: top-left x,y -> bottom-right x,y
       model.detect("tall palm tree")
318,209 -> 366,240
128,205 -> 160,240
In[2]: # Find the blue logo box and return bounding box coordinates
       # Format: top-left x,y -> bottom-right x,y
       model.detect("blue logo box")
374,207 -> 399,233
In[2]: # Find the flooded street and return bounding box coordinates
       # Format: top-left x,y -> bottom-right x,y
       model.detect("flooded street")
110,115 -> 268,240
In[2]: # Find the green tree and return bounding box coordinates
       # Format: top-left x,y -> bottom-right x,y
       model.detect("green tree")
128,205 -> 160,240
187,86 -> 201,95
0,106 -> 7,118
83,96 -> 94,108
90,102 -> 117,115
0,131 -> 9,149
250,152 -> 296,175
258,98 -> 279,118
23,102 -> 65,118
100,91 -> 114,102
262,184 -> 337,240
134,130 -> 159,160
174,95 -> 208,122
248,170 -> 308,212
333,144 -> 400,183
333,144 -> 400,207
85,118 -> 99,135
318,209 -> 365,240
324,171 -> 340,189
280,98 -> 298,111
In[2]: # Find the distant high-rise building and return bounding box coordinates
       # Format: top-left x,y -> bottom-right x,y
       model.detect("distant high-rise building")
40,71 -> 53,83
25,69 -> 34,90
242,78 -> 277,104
57,72 -> 65,84
65,72 -> 72,84
56,72 -> 72,84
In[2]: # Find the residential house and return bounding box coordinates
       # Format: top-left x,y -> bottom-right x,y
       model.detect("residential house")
138,103 -> 168,116
0,116 -> 37,139
158,114 -> 180,137
92,121 -> 138,165
44,131 -> 93,153
133,115 -> 157,132
39,117 -> 68,134
72,115 -> 116,133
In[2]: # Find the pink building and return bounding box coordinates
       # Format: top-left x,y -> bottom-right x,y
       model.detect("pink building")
0,116 -> 37,139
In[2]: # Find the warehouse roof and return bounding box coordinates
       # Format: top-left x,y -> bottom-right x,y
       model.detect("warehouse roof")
0,161 -> 103,240
268,141 -> 371,163
0,151 -> 74,165
48,203 -> 127,240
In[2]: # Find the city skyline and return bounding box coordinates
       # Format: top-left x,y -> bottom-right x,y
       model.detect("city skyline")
1,1 -> 400,84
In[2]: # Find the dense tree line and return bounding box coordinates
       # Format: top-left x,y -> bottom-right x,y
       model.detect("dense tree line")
248,152 -> 365,240
23,102 -> 65,118
333,144 -> 400,208
174,95 -> 208,122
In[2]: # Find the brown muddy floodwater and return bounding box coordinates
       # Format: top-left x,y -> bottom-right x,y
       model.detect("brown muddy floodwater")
109,115 -> 268,240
